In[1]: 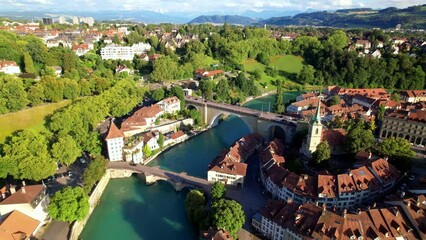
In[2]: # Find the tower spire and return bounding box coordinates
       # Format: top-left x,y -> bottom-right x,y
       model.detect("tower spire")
312,97 -> 321,123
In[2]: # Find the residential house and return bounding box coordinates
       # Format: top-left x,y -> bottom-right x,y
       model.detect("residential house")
72,43 -> 91,56
157,96 -> 181,114
0,184 -> 49,222
123,137 -> 144,164
131,42 -> 151,55
194,69 -> 224,80
207,134 -> 262,186
295,92 -> 319,101
121,104 -> 164,137
53,66 -> 62,76
143,131 -> 160,151
201,228 -> 233,240
0,60 -> 20,74
355,39 -> 372,49
170,130 -> 187,143
0,210 -> 42,240
400,90 -> 426,103
105,121 -> 124,161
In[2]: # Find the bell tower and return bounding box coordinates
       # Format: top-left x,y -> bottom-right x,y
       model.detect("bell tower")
306,98 -> 323,155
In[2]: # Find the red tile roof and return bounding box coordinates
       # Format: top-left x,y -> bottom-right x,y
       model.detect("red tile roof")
368,158 -> 400,184
0,185 -> 45,205
170,130 -> 185,140
0,210 -> 40,240
106,122 -> 124,140
317,175 -> 337,198
321,129 -> 346,146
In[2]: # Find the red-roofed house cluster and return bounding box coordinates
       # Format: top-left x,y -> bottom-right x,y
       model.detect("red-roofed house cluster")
105,97 -> 188,164
252,194 -> 426,240
207,134 -> 263,186
195,69 -> 224,80
0,60 -> 21,75
261,139 -> 400,211
0,184 -> 49,239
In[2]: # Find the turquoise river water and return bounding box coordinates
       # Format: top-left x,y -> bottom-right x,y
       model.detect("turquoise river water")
80,92 -> 299,240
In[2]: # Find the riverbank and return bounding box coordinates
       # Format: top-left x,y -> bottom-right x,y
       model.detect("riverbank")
241,90 -> 277,106
143,127 -> 209,165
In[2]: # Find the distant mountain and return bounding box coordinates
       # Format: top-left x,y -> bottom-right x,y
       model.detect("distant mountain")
188,15 -> 257,25
241,10 -> 302,19
259,4 -> 426,29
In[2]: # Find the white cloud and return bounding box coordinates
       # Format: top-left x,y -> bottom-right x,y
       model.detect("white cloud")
0,0 -> 424,13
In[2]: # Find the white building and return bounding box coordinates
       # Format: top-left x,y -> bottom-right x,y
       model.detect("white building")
0,61 -> 21,75
157,96 -> 181,114
143,131 -> 160,151
105,122 -> 125,161
58,16 -> 67,24
123,139 -> 144,164
72,17 -> 80,25
101,44 -> 134,60
132,42 -> 151,55
0,185 -> 49,223
207,161 -> 247,187
117,27 -> 129,36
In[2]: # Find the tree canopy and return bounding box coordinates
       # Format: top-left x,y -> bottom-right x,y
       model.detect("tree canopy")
344,125 -> 374,155
51,134 -> 81,166
313,141 -> 331,164
211,199 -> 245,238
1,130 -> 56,181
211,181 -> 226,201
48,186 -> 89,222
377,138 -> 415,161
82,155 -> 108,194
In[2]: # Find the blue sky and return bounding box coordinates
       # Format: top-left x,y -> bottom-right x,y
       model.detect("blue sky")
0,0 -> 424,13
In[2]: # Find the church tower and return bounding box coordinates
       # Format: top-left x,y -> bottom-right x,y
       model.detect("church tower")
305,98 -> 323,156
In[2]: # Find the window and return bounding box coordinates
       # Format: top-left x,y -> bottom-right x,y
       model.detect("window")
315,128 -> 319,135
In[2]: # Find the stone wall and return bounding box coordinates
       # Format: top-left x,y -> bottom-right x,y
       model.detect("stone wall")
69,171 -> 111,240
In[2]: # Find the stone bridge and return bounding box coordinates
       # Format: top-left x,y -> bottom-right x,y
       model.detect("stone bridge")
108,162 -> 212,192
185,95 -> 298,143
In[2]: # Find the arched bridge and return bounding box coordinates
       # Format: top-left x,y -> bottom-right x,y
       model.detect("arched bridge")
185,96 -> 298,143
108,162 -> 212,192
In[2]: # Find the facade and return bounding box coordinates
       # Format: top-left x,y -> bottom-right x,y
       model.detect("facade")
42,17 -> 53,25
132,42 -> 151,55
157,96 -> 181,114
143,131 -> 160,151
261,139 -> 400,210
379,109 -> 426,146
105,122 -> 125,161
0,61 -> 21,74
101,44 -> 134,60
121,104 -> 164,137
123,138 -> 144,164
0,185 -> 49,223
253,198 -> 424,240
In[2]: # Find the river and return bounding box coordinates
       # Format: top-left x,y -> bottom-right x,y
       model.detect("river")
80,92 -> 299,240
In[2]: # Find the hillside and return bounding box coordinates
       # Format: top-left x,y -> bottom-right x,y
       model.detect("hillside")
189,15 -> 257,25
259,4 -> 426,29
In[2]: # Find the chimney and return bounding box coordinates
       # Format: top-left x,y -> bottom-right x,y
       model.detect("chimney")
22,180 -> 26,186
368,152 -> 372,160
1,193 -> 5,200
21,187 -> 26,194
9,185 -> 16,194
406,201 -> 411,207
287,198 -> 293,204
357,208 -> 361,215
343,209 -> 347,218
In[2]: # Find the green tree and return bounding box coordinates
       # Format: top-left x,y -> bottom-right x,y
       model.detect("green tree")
150,56 -> 178,82
215,79 -> 230,102
2,130 -> 56,181
211,199 -> 245,238
41,76 -> 64,102
298,65 -> 315,85
157,133 -> 165,149
377,138 -> 415,161
377,104 -> 386,121
326,30 -> 349,49
390,93 -> 401,103
344,125 -> 374,154
199,80 -> 214,100
329,95 -> 340,106
28,84 -> 45,106
170,85 -> 185,109
151,88 -> 165,102
23,52 -> 36,74
82,155 -> 108,194
48,186 -> 89,222
313,141 -> 331,164
274,80 -> 284,113
51,135 -> 81,166
143,144 -> 152,158
0,77 -> 29,112
63,79 -> 80,100
211,181 -> 226,201
185,189 -> 207,228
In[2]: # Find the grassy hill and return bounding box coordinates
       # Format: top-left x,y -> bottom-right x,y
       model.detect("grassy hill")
259,4 -> 426,29
244,55 -> 306,92
0,100 -> 71,143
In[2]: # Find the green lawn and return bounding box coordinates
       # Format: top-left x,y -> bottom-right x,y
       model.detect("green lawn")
243,55 -> 307,92
0,100 -> 71,143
